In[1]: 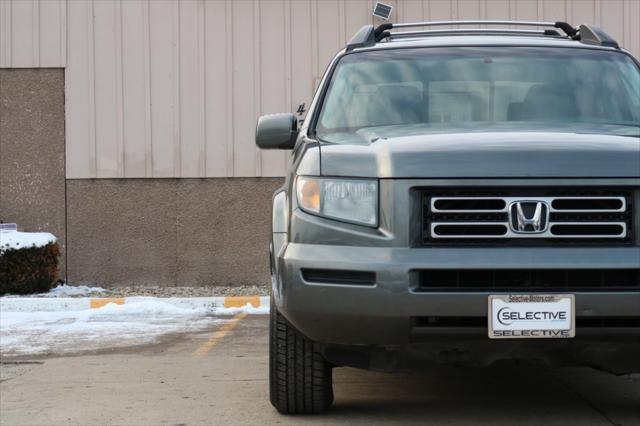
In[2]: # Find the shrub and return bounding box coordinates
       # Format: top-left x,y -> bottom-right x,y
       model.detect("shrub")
0,242 -> 60,295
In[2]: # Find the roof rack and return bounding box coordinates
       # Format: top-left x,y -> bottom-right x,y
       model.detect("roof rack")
346,20 -> 619,50
388,28 -> 563,39
577,24 -> 619,48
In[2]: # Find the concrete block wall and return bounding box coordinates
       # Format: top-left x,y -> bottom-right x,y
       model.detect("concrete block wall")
0,69 -> 66,278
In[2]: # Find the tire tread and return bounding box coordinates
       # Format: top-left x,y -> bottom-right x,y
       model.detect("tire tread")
269,299 -> 333,414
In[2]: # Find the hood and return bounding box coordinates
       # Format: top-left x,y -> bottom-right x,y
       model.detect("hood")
319,130 -> 640,178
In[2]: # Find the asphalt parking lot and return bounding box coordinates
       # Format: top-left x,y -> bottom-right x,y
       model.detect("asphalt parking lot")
1,314 -> 639,426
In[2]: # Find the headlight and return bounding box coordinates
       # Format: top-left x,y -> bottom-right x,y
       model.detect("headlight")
296,177 -> 378,227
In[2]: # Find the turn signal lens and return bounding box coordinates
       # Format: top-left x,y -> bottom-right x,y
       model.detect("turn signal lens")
296,177 -> 321,213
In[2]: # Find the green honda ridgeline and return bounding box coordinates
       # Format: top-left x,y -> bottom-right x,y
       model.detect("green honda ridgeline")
255,20 -> 640,414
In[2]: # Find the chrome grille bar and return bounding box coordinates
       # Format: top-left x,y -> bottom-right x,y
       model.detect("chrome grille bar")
431,196 -> 626,213
431,222 -> 627,239
428,195 -> 629,239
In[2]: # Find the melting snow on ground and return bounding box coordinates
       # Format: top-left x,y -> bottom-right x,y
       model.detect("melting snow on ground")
0,284 -> 109,298
0,300 -> 227,356
42,284 -> 108,297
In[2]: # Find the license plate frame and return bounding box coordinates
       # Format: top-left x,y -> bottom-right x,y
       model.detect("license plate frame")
488,294 -> 575,339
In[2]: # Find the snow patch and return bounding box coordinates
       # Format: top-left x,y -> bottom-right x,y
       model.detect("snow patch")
0,299 -> 222,356
0,230 -> 56,254
0,298 -> 269,356
1,284 -> 108,299
44,284 -> 108,297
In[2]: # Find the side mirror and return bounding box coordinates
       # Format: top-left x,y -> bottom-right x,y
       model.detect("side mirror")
255,113 -> 298,150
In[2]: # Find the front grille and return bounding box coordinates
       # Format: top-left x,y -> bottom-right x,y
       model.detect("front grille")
413,269 -> 640,292
422,188 -> 634,245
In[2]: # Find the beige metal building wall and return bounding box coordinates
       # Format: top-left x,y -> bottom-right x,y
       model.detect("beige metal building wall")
2,0 -> 639,178
0,0 -> 67,67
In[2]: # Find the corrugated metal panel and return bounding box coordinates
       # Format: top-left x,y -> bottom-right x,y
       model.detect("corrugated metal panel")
66,0 -> 331,178
3,1 -> 638,178
0,0 -> 66,67
65,0 -> 95,178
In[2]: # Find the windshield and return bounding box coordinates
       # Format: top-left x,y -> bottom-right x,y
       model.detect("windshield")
315,47 -> 640,142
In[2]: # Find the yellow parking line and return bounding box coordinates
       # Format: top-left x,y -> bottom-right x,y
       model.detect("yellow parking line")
192,312 -> 248,357
224,296 -> 260,308
90,298 -> 125,309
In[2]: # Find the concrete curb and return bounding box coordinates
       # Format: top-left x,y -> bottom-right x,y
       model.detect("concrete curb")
0,296 -> 270,313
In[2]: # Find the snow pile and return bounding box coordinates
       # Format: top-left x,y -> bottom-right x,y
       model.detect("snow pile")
0,300 -> 222,356
41,284 -> 108,297
0,230 -> 56,254
1,284 -> 109,299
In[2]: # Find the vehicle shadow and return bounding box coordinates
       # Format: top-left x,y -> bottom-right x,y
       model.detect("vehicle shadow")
319,366 -> 639,425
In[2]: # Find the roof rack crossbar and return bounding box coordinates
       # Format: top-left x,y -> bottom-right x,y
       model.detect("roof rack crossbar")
345,20 -> 619,51
370,20 -> 577,43
392,20 -> 557,29
388,28 -> 562,39
387,20 -> 577,38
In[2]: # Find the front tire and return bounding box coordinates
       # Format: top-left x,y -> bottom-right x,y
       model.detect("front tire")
269,298 -> 334,414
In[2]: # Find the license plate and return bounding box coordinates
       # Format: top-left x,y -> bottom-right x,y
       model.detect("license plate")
488,294 -> 575,339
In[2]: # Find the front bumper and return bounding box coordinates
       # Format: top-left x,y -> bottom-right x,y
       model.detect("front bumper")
275,243 -> 640,346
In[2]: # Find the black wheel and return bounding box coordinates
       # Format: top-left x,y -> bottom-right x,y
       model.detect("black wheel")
269,297 -> 334,414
